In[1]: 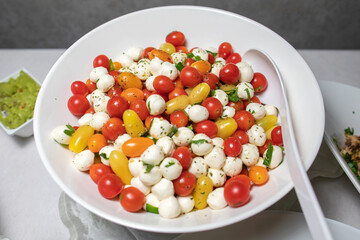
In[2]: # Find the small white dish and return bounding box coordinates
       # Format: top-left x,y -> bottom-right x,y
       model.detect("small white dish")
319,80 -> 360,193
0,68 -> 41,137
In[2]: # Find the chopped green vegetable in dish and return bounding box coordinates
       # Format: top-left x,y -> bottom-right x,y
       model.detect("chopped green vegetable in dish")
340,128 -> 360,181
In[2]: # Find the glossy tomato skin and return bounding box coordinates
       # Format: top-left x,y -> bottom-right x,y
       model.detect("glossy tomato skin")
233,110 -> 255,131
172,147 -> 192,169
67,94 -> 90,116
219,63 -> 240,84
207,53 -> 215,64
184,58 -> 195,67
225,174 -> 251,189
89,163 -> 114,184
71,81 -> 89,96
258,139 -> 272,156
176,46 -> 189,53
88,134 -> 107,153
98,173 -> 124,199
180,66 -> 202,87
168,88 -> 187,100
93,54 -> 110,70
242,96 -> 261,109
224,137 -> 242,157
153,75 -> 175,93
121,137 -> 154,158
201,97 -> 223,120
218,42 -> 233,59
120,187 -> 145,212
251,72 -> 268,93
226,53 -> 242,64
227,101 -> 244,112
173,171 -> 196,196
249,166 -> 269,185
203,73 -> 219,90
194,120 -> 218,138
102,118 -> 126,141
271,126 -> 283,146
224,180 -> 250,207
129,100 -> 149,121
142,47 -> 155,59
86,79 -> 97,93
240,165 -> 249,176
107,85 -> 122,97
166,31 -> 185,47
232,130 -> 249,145
107,96 -> 129,118
170,110 -> 189,128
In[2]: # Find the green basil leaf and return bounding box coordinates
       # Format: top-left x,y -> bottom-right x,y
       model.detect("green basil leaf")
263,142 -> 274,167
145,204 -> 159,214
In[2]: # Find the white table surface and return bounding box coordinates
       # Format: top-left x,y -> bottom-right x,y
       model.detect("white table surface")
0,49 -> 359,240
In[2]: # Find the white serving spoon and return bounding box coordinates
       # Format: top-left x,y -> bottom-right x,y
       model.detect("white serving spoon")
243,49 -> 333,240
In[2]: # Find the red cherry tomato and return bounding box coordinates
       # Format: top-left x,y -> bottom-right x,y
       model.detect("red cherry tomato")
233,110 -> 255,131
243,96 -> 261,108
271,126 -> 283,146
207,53 -> 215,64
119,186 -> 146,212
107,85 -> 122,97
166,31 -> 186,47
201,97 -> 223,120
227,101 -> 244,112
102,118 -> 126,141
218,42 -> 233,59
224,180 -> 250,207
219,63 -> 240,84
107,96 -> 129,118
129,100 -> 150,121
258,139 -> 272,156
108,70 -> 120,80
194,120 -> 218,138
98,173 -> 124,199
86,79 -> 97,93
71,81 -> 89,96
93,54 -> 110,70
153,75 -> 175,93
176,46 -> 189,53
251,72 -> 268,93
142,47 -> 155,59
232,130 -> 249,145
224,137 -> 242,157
225,174 -> 251,189
67,94 -> 90,116
173,171 -> 196,196
184,58 -> 195,67
226,53 -> 242,64
172,147 -> 192,169
170,110 -> 189,128
89,163 -> 114,184
180,66 -> 202,87
142,89 -> 152,100
203,73 -> 219,90
168,88 -> 187,100
240,165 -> 249,176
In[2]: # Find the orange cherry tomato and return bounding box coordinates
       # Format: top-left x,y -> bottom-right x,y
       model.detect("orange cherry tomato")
142,47 -> 155,59
144,115 -> 162,129
88,134 -> 108,153
86,79 -> 97,93
122,137 -> 155,158
85,107 -> 95,114
191,60 -> 211,75
249,166 -> 269,185
148,49 -> 172,62
121,88 -> 144,103
176,46 -> 189,53
117,72 -> 143,90
174,78 -> 184,89
112,61 -> 122,70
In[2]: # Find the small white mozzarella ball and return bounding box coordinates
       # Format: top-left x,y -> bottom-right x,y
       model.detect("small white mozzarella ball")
90,112 -> 110,131
177,196 -> 195,213
90,67 -> 108,82
172,127 -> 194,146
158,196 -> 181,219
151,178 -> 174,200
78,113 -> 93,126
51,125 -> 72,145
117,53 -> 134,67
131,176 -> 150,195
191,133 -> 213,156
99,145 -> 116,166
206,47 -> 218,56
149,118 -> 172,139
159,157 -> 182,180
149,57 -> 163,76
141,145 -> 165,165
264,104 -> 279,117
159,62 -> 179,81
256,157 -> 267,168
188,105 -> 209,123
204,146 -> 226,170
73,150 -> 94,171
211,137 -> 224,148
156,136 -> 175,157
214,57 -> 226,65
183,104 -> 192,115
135,59 -> 151,80
264,145 -> 284,169
146,94 -> 166,115
213,89 -> 229,106
93,95 -> 110,113
90,89 -> 105,105
188,157 -> 208,177
96,74 -> 115,93
210,61 -> 225,77
247,125 -> 266,146
221,106 -> 236,119
240,143 -> 260,167
171,52 -> 187,64
114,134 -> 131,150
124,62 -> 137,74
128,157 -> 143,177
236,61 -> 254,83
246,103 -> 266,120
223,157 -> 243,177
145,76 -> 156,91
208,168 -> 226,187
86,94 -> 93,107
139,165 -> 162,186
236,82 -> 254,100
192,47 -> 209,61
207,187 -> 227,210
125,47 -> 144,61
144,193 -> 160,210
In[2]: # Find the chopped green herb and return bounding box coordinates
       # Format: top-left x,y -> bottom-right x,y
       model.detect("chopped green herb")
225,88 -> 241,103
254,86 -> 262,92
245,88 -> 252,103
194,56 -> 202,61
147,101 -> 152,113
119,193 -> 124,201
263,142 -> 274,167
200,192 -> 205,195
206,50 -> 217,57
187,53 -> 195,59
187,124 -> 193,130
344,127 -> 354,135
143,163 -> 155,173
145,204 -> 159,214
167,126 -> 178,137
165,161 -> 175,168
175,62 -> 184,71
210,89 -> 216,97
191,139 -> 208,145
99,153 -> 108,160
109,58 -> 114,71
64,124 -> 75,137
149,118 -> 154,130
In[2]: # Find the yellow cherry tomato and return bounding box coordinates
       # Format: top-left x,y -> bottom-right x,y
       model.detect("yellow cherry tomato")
220,84 -> 236,92
215,118 -> 238,139
123,110 -> 146,137
122,137 -> 154,158
249,166 -> 269,185
191,60 -> 211,75
159,42 -> 176,55
165,95 -> 190,114
256,115 -> 278,132
188,83 -> 210,105
68,125 -> 95,153
109,150 -> 133,185
266,125 -> 277,139
117,72 -> 143,90
193,175 -> 213,209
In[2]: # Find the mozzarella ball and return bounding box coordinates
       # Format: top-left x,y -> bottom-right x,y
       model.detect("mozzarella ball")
73,150 -> 94,171
90,89 -> 105,104
117,53 -> 134,67
128,157 -> 143,177
177,196 -> 195,213
192,47 -> 208,61
145,75 -> 156,91
236,82 -> 254,100
158,196 -> 181,219
246,103 -> 266,120
188,105 -> 209,123
212,137 -> 224,148
171,52 -> 187,64
191,133 -> 213,156
236,61 -> 254,83
144,193 -> 160,210
86,94 -> 93,107
172,127 -> 194,146
141,145 -> 165,165
139,165 -> 162,186
93,95 -> 109,113
264,104 -> 279,117
213,89 -> 229,106
208,168 -> 226,187
90,67 -> 108,83
151,178 -> 174,200
204,146 -> 226,169
247,125 -> 266,146
223,157 -> 243,177
206,46 -> 218,55
99,145 -> 116,166
114,134 -> 131,150
125,47 -> 144,61
156,136 -> 175,157
149,118 -> 172,139
183,104 -> 192,115
135,59 -> 151,80
240,143 -> 260,167
51,125 -> 71,145
264,145 -> 284,169
207,187 -> 227,210
159,157 -> 182,180
146,94 -> 166,115
131,176 -> 151,195
256,157 -> 267,168
149,57 -> 163,76
159,62 -> 179,80
221,106 -> 236,119
210,61 -> 225,77
214,57 -> 226,65
90,112 -> 110,131
78,113 -> 93,126
188,157 -> 208,178
96,74 -> 115,93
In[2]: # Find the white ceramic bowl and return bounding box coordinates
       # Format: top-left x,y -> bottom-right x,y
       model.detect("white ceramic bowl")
34,6 -> 324,233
